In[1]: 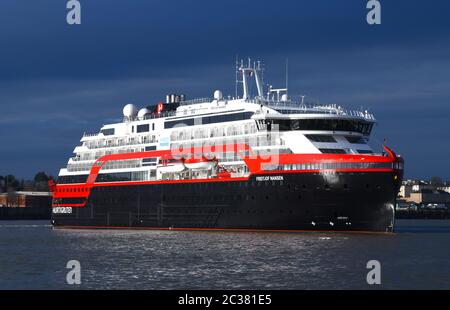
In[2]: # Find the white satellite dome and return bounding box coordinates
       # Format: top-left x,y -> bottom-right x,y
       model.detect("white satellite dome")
213,90 -> 223,101
137,108 -> 151,119
280,94 -> 288,102
123,103 -> 138,119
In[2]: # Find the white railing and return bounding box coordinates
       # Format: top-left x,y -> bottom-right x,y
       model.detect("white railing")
102,160 -> 141,170
67,159 -> 142,172
179,97 -> 212,105
264,100 -> 375,120
237,96 -> 376,120
142,111 -> 177,120
85,138 -> 157,150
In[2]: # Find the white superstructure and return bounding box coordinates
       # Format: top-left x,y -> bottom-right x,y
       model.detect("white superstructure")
58,59 -> 377,183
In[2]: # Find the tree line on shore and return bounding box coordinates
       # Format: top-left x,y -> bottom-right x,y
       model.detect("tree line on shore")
0,172 -> 53,193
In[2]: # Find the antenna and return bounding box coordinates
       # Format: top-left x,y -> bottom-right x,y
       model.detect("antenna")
235,55 -> 239,99
285,58 -> 289,97
235,57 -> 265,100
259,61 -> 265,99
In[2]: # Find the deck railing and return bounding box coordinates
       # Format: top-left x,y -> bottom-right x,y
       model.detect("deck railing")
259,99 -> 375,120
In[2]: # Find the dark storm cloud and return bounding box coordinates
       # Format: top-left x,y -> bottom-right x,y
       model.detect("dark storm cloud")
0,0 -> 449,179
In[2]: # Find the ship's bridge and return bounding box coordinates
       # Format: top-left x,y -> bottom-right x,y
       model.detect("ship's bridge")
265,100 -> 375,119
252,100 -> 376,136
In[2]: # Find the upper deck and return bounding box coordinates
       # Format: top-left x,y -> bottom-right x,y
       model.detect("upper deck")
60,59 -> 381,177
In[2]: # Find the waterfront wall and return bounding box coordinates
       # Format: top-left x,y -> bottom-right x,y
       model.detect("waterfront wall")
396,209 -> 450,219
0,206 -> 51,220
0,191 -> 51,220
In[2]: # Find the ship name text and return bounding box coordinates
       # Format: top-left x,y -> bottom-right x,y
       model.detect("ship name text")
255,175 -> 284,182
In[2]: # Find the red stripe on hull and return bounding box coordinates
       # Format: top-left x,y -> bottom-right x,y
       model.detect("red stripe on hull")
87,168 -> 395,188
51,203 -> 85,207
52,144 -> 403,208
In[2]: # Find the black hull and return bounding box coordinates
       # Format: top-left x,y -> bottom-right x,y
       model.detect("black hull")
52,172 -> 400,232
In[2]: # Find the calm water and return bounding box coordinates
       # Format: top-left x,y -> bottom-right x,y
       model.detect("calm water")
0,220 -> 449,290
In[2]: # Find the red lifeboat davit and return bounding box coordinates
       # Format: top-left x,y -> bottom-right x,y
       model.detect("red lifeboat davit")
216,167 -> 231,179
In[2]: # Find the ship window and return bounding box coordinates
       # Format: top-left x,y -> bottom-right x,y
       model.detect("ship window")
137,124 -> 150,133
262,162 -> 395,171
96,172 -> 132,183
152,123 -> 155,131
145,145 -> 156,151
346,136 -> 367,144
131,171 -> 147,181
165,118 -> 194,128
100,128 -> 115,136
357,149 -> 374,154
164,112 -> 254,129
319,148 -> 347,154
269,119 -> 373,135
305,135 -> 336,143
57,174 -> 89,184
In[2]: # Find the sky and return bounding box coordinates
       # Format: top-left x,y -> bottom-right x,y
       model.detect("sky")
0,0 -> 449,180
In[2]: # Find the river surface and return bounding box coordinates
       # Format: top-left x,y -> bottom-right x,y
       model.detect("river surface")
0,219 -> 449,289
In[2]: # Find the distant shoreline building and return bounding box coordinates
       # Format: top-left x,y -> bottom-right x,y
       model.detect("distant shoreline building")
438,185 -> 450,194
398,179 -> 450,208
0,191 -> 51,208
0,191 -> 52,220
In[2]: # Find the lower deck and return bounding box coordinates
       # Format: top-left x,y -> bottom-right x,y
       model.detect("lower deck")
52,171 -> 400,232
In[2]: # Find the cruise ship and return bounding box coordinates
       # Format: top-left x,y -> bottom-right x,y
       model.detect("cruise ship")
51,60 -> 404,232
